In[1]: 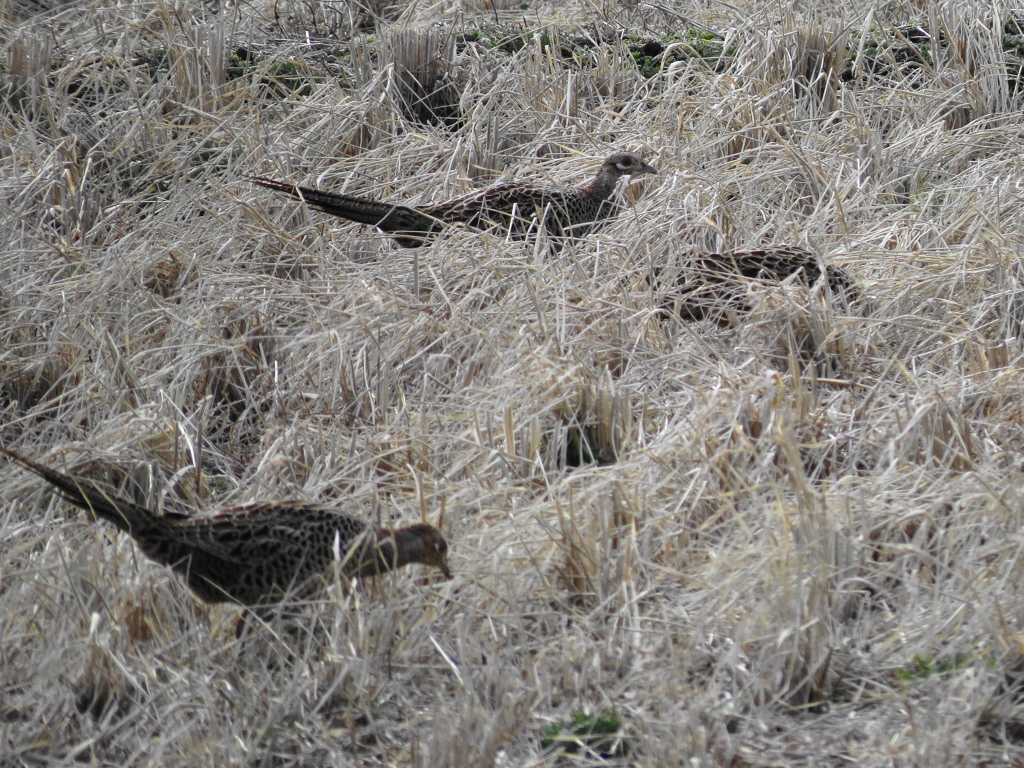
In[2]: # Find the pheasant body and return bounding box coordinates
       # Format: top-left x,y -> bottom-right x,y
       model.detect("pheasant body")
663,246 -> 860,323
249,152 -> 657,247
2,448 -> 451,608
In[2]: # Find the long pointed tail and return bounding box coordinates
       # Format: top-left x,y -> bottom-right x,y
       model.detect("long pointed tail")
247,176 -> 437,239
1,447 -> 156,536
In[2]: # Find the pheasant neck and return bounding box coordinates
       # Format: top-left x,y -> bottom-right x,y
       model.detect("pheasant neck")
580,171 -> 618,201
388,527 -> 423,569
376,534 -> 401,571
352,529 -> 410,577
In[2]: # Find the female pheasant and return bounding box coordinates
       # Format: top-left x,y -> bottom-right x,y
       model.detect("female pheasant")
249,151 -> 657,247
2,447 -> 451,608
662,246 -> 861,324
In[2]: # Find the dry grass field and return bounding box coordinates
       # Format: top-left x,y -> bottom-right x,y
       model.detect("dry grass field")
6,0 -> 1024,764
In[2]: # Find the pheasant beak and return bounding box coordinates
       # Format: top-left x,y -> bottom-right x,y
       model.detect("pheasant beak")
638,161 -> 658,175
438,555 -> 452,580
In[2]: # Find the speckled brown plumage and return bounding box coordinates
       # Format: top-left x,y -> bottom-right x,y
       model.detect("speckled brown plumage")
249,152 -> 657,247
2,448 -> 451,608
661,246 -> 861,324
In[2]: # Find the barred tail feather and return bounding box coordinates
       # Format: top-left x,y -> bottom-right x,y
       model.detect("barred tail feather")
1,447 -> 156,536
247,176 -> 437,242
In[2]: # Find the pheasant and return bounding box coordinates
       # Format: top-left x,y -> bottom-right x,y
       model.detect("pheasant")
661,246 -> 860,324
1,447 -> 451,610
248,152 -> 658,247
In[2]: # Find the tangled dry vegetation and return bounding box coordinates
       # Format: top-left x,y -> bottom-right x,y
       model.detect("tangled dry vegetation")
6,0 -> 1024,764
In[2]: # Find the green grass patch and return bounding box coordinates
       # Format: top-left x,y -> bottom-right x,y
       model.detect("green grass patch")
541,708 -> 629,758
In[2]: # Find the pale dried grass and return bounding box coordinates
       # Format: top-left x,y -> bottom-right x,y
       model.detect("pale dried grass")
5,0 -> 1024,765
